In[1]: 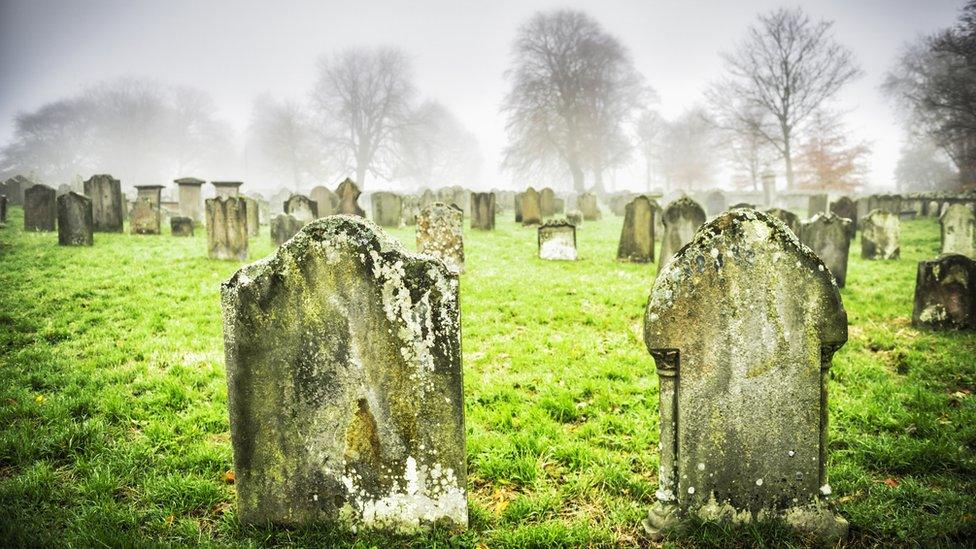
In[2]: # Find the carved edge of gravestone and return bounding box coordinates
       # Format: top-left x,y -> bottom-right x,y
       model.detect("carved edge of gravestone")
642,210 -> 848,544
537,218 -> 577,260
911,253 -> 976,331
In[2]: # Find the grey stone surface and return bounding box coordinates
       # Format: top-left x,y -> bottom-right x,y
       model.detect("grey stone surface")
860,210 -> 900,260
704,190 -> 727,216
765,208 -> 801,237
578,192 -> 601,221
514,192 -> 523,223
244,196 -> 260,236
617,196 -> 655,263
808,193 -> 828,217
417,202 -> 465,273
470,192 -> 495,230
212,181 -> 243,199
659,197 -> 706,268
1,177 -> 23,205
401,195 -> 420,226
171,216 -> 194,237
538,219 -> 577,261
371,192 -> 403,227
83,174 -> 125,232
175,177 -> 205,222
206,197 -> 248,260
0,195 -> 7,224
939,203 -> 975,258
521,187 -> 541,225
221,215 -> 467,530
644,209 -> 848,543
336,179 -> 365,217
829,196 -> 857,234
310,185 -> 339,217
131,185 -> 164,235
24,184 -> 56,232
271,213 -> 303,246
566,210 -> 582,226
911,253 -> 976,330
800,213 -> 853,288
539,187 -> 556,218
57,192 -> 93,246
285,194 -> 318,224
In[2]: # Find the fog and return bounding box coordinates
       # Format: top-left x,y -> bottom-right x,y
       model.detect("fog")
0,0 -> 965,194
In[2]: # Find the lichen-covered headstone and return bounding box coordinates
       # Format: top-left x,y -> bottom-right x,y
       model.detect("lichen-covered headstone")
171,216 -> 194,237
0,195 -> 7,225
371,192 -> 403,227
644,210 -> 848,542
310,185 -> 339,217
538,219 -> 577,261
419,188 -> 436,210
83,174 -> 125,232
911,254 -> 976,330
57,192 -> 93,246
829,196 -> 858,235
244,196 -> 260,236
860,210 -> 900,260
417,202 -> 465,273
765,208 -> 801,237
336,178 -> 366,217
659,197 -> 706,268
939,204 -> 975,258
579,192 -> 601,221
206,197 -> 248,260
566,210 -> 582,227
470,192 -> 495,230
212,181 -> 243,199
221,216 -> 467,530
800,213 -> 853,288
808,193 -> 828,217
24,184 -> 56,232
131,185 -> 164,235
285,194 -> 318,224
270,213 -> 303,246
539,187 -> 556,218
1,177 -> 23,206
617,196 -> 655,263
521,187 -> 541,226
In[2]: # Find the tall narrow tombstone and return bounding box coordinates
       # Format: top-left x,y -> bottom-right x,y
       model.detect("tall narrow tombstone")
521,187 -> 542,226
470,192 -> 495,230
336,178 -> 365,217
554,197 -> 565,214
649,198 -> 664,241
206,197 -> 248,260
0,195 -> 7,224
417,203 -> 465,273
514,192 -> 524,223
2,177 -> 23,206
939,204 -> 975,258
175,177 -> 205,222
704,190 -> 727,216
659,197 -> 706,268
644,210 -> 848,542
765,208 -> 801,237
617,196 -> 655,263
829,196 -> 858,235
83,174 -> 125,232
911,254 -> 976,330
539,187 -> 556,218
808,193 -> 828,217
212,181 -> 243,199
371,192 -> 403,227
860,210 -> 900,260
579,192 -> 601,221
270,213 -> 303,246
56,192 -> 93,246
538,219 -> 577,261
419,189 -> 436,210
800,213 -> 853,288
244,196 -> 260,236
171,216 -> 194,237
285,194 -> 318,224
451,188 -> 471,218
130,185 -> 164,235
24,184 -> 57,232
221,216 -> 467,530
310,185 -> 339,217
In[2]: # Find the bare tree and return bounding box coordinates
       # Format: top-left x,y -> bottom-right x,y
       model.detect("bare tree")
709,7 -> 862,190
721,104 -> 778,191
396,100 -> 482,189
634,109 -> 665,192
659,107 -> 721,192
312,47 -> 416,188
501,10 -> 646,193
247,94 -> 323,190
895,137 -> 959,192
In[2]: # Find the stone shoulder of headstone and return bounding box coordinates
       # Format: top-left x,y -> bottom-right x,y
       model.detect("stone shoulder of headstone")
911,253 -> 976,330
221,215 -> 466,531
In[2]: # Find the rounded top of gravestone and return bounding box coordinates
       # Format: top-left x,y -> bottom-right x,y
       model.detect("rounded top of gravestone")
540,218 -> 575,229
663,197 -> 706,221
864,209 -> 897,222
174,177 -> 205,185
26,183 -> 54,192
59,191 -> 91,204
808,212 -> 852,227
940,202 -> 975,221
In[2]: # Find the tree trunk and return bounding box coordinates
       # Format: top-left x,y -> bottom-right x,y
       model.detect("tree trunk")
592,170 -> 606,196
356,164 -> 367,189
784,138 -> 795,191
569,161 -> 585,194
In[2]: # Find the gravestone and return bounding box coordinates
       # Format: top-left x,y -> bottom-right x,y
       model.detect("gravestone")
808,193 -> 828,217
610,193 -> 636,217
451,188 -> 470,217
539,187 -> 556,218
1,177 -> 23,206
419,188 -> 436,209
644,209 -> 848,542
171,216 -> 194,237
175,177 -> 205,222
617,196 -> 655,263
83,174 -> 125,232
417,203 -> 465,273
310,185 -> 339,217
765,208 -> 801,237
244,196 -> 260,236
270,213 -> 303,246
911,254 -> 976,330
878,194 -> 902,215
860,210 -> 900,260
56,192 -> 93,246
130,185 -> 164,235
24,184 -> 57,232
336,178 -> 365,217
800,213 -> 853,288
554,197 -> 565,214
521,188 -> 542,225
566,210 -> 582,226
704,190 -> 727,216
206,197 -> 248,260
579,192 -> 601,221
0,195 -> 7,224
659,197 -> 707,268
650,199 -> 664,241
538,219 -> 577,261
401,195 -> 420,226
939,204 -> 975,258
829,196 -> 858,235
470,192 -> 495,230
285,194 -> 318,224
514,192 -> 523,223
371,192 -> 403,228
221,215 -> 467,530
212,181 -> 243,199
56,184 -> 71,197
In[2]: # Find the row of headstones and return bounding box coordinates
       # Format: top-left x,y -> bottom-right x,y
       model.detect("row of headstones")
221,210 -> 882,540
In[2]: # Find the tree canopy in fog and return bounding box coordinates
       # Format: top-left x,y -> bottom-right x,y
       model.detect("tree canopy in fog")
396,100 -> 483,189
246,95 -> 321,190
501,10 -> 646,193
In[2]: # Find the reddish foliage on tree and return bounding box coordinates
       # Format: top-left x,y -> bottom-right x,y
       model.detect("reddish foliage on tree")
795,111 -> 871,193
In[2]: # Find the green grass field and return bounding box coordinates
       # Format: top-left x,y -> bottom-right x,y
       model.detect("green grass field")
1,206 -> 974,547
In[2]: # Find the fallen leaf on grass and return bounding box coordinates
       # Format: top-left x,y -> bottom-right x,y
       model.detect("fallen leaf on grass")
34,395 -> 44,404
883,477 -> 899,488
165,514 -> 175,526
222,470 -> 235,484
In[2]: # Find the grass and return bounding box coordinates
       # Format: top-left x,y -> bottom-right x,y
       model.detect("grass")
0,206 -> 974,548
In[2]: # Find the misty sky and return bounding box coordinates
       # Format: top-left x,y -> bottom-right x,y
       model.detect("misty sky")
0,0 -> 965,191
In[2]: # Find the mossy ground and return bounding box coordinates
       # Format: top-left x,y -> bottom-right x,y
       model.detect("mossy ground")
0,207 -> 973,547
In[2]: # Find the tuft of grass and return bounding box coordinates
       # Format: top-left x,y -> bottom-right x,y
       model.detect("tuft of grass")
1,206 -> 974,547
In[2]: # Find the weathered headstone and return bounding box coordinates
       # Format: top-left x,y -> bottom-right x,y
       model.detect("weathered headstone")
24,184 -> 57,232
206,197 -> 248,260
659,197 -> 706,268
566,210 -> 582,226
0,195 -> 7,225
401,195 -> 420,226
56,184 -> 72,197
808,193 -> 828,217
514,192 -> 523,223
244,196 -> 260,236
554,197 -> 565,214
212,181 -> 243,199
704,189 -> 727,216
270,213 -> 303,246
800,213 -> 853,288
130,185 -> 164,235
175,177 -> 205,222
617,196 -> 655,263
83,174 -> 124,232
470,192 -> 495,230
171,216 -> 194,237
538,219 -> 577,261
939,203 -> 975,258
579,192 -> 601,221
644,209 -> 848,542
419,188 -> 436,210
336,178 -> 365,217
285,194 -> 318,224
56,192 -> 93,246
371,192 -> 403,228
310,185 -> 339,217
417,202 -> 465,273
521,188 -> 541,225
1,177 -> 24,206
860,210 -> 900,260
221,215 -> 467,530
765,208 -> 801,237
829,196 -> 857,235
539,187 -> 556,218
911,254 -> 976,330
